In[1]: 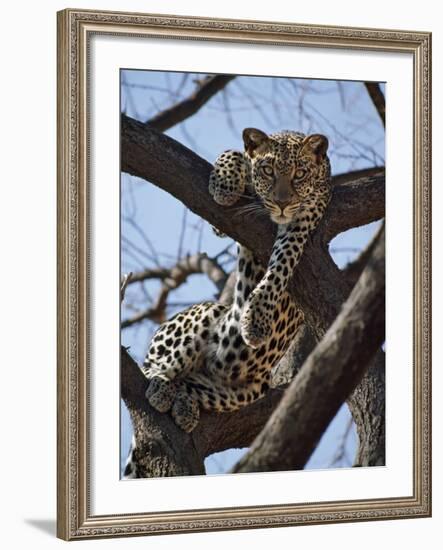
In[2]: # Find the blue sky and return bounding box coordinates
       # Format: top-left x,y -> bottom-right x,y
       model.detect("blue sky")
120,70 -> 385,475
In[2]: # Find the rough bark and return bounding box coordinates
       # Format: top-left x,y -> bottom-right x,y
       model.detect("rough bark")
347,352 -> 385,466
121,117 -> 386,472
121,349 -> 205,477
271,324 -> 317,387
232,227 -> 385,473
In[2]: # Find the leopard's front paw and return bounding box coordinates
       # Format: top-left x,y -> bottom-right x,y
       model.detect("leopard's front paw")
208,150 -> 247,207
241,301 -> 272,349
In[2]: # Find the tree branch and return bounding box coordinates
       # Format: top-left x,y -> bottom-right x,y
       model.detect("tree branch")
120,272 -> 133,302
121,348 -> 205,476
342,221 -> 385,287
146,75 -> 236,132
121,115 -> 385,253
122,252 -> 228,327
126,266 -> 169,284
232,227 -> 385,473
364,82 -> 386,128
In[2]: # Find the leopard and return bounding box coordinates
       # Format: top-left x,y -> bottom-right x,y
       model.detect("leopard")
123,127 -> 331,479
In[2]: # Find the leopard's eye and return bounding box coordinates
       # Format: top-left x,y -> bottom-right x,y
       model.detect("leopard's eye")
261,165 -> 274,177
294,168 -> 307,180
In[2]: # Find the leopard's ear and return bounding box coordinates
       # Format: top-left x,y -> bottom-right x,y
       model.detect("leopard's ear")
301,134 -> 329,161
243,128 -> 269,157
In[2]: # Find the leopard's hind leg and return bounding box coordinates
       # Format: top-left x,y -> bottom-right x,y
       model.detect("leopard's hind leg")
141,302 -> 226,413
170,384 -> 201,433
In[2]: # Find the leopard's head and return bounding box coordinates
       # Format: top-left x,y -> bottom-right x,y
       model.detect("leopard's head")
243,128 -> 330,224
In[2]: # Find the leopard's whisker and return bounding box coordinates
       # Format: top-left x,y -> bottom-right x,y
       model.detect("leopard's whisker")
232,202 -> 264,211
232,205 -> 265,218
230,202 -> 261,213
234,205 -> 269,220
232,192 -> 256,200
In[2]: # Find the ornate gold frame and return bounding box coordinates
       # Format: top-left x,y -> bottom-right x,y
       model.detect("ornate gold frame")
57,8 -> 431,540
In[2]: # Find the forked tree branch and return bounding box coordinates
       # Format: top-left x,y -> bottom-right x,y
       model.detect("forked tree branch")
128,252 -> 227,289
122,252 -> 228,327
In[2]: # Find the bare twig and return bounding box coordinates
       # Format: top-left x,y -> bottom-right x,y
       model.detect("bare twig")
328,415 -> 354,468
120,272 -> 133,303
122,216 -> 160,267
146,75 -> 236,132
177,206 -> 188,260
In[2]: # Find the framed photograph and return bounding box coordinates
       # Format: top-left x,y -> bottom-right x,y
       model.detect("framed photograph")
57,8 -> 431,540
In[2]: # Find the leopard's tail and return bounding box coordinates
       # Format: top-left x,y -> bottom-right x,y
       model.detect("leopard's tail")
121,436 -> 138,480
184,371 -> 269,413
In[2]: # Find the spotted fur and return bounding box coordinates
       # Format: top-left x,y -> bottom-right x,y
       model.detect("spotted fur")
123,128 -> 331,478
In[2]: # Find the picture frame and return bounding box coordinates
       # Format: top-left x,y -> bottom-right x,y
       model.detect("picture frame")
57,8 -> 431,540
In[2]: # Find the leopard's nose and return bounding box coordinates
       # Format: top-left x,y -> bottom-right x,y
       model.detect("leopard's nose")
274,199 -> 291,210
